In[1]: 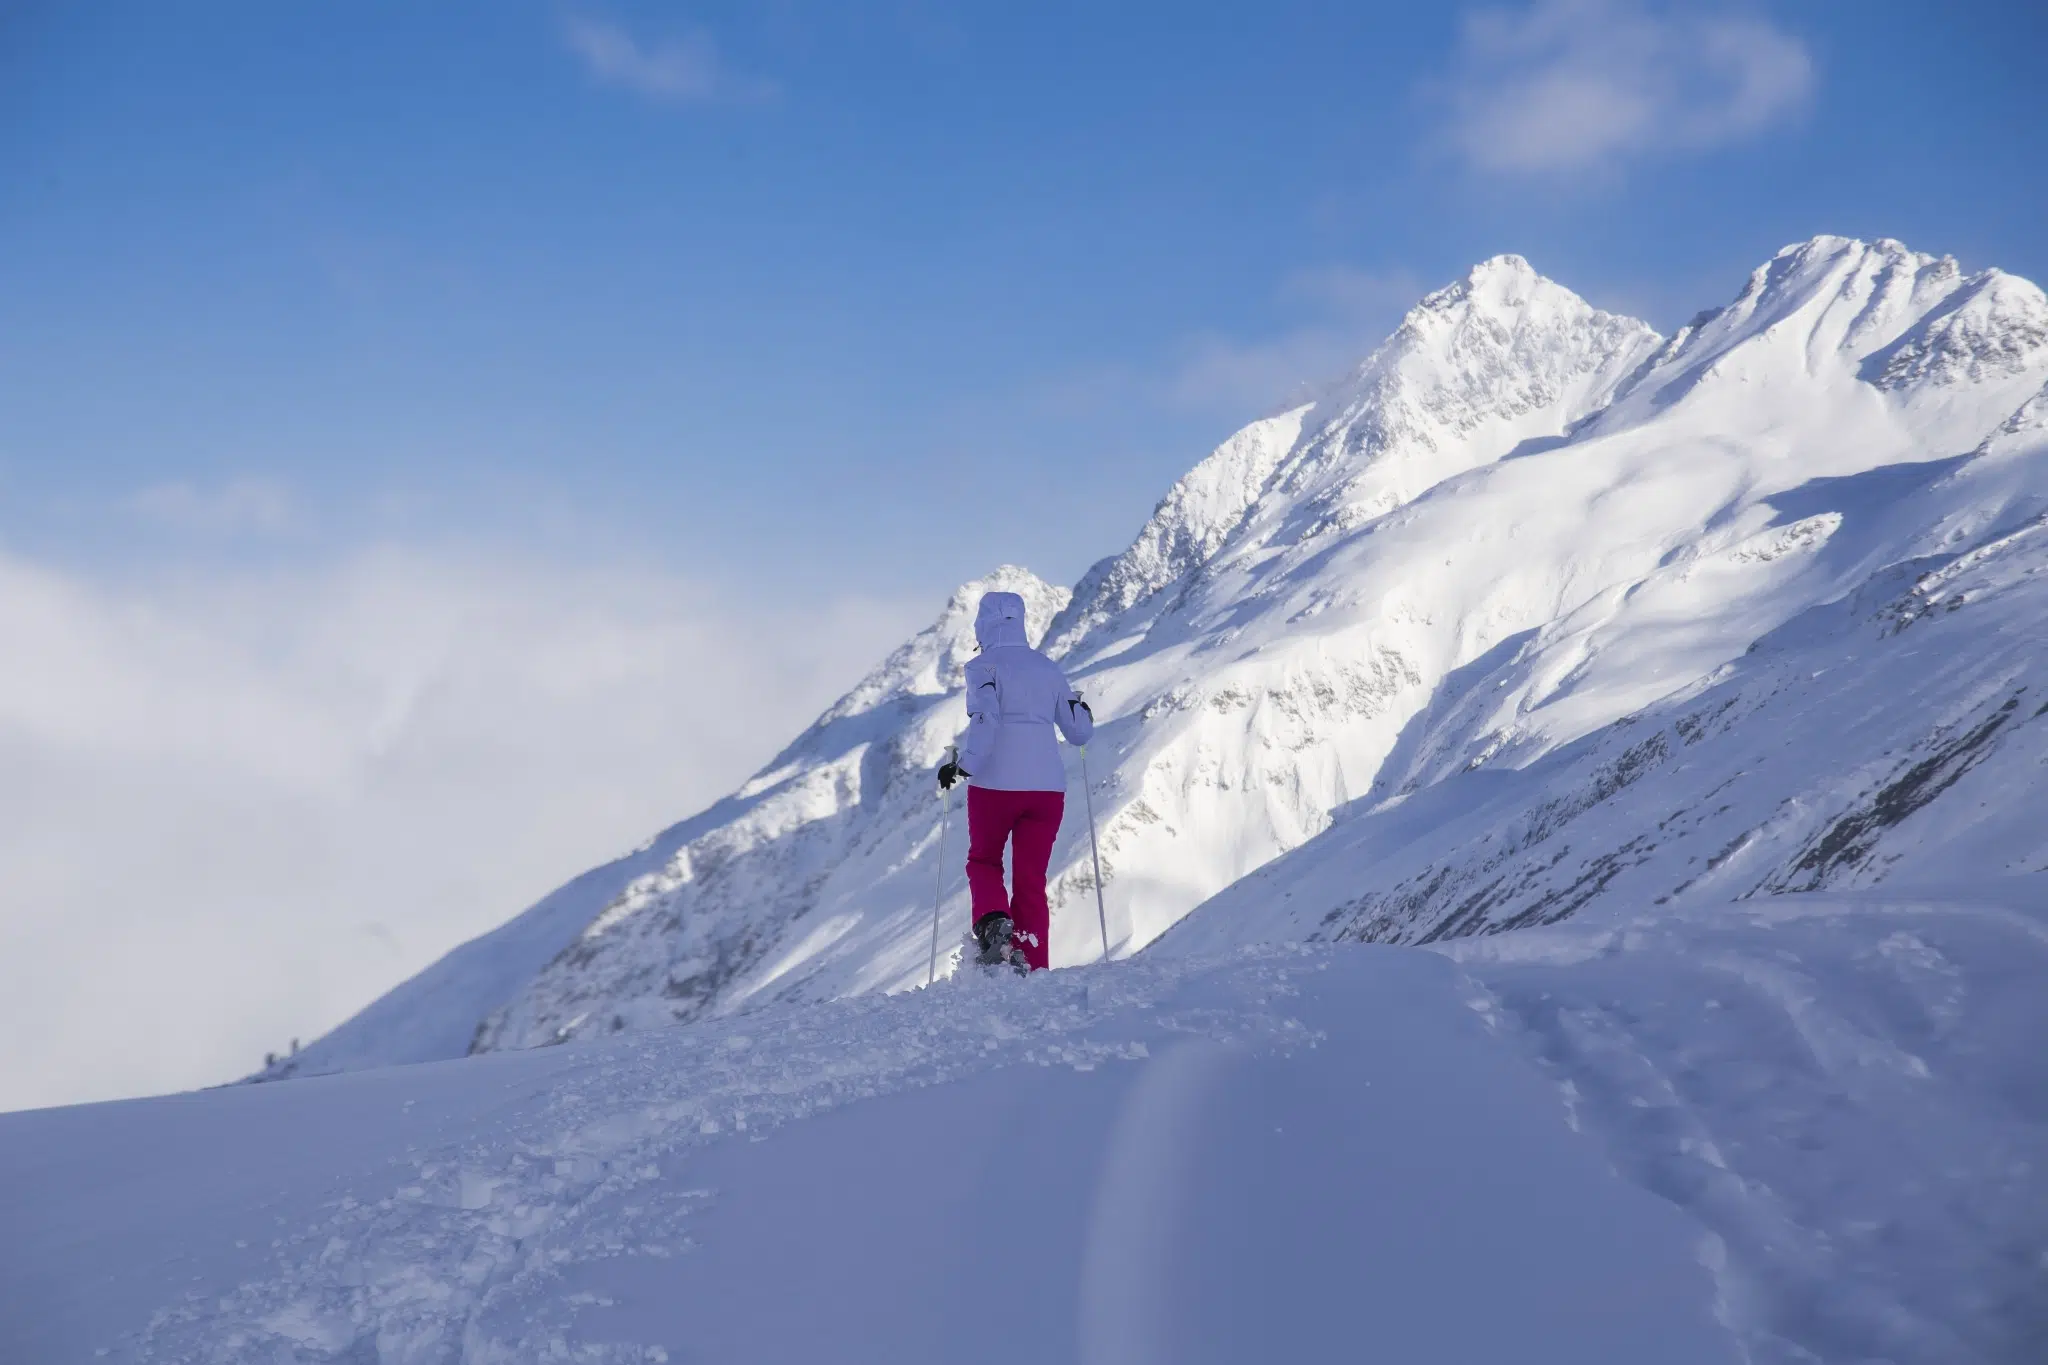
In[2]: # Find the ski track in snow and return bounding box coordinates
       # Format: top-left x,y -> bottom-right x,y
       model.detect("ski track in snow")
1444,890 -> 2048,1365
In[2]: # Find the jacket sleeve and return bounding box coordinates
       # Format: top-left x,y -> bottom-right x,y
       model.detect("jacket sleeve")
958,657 -> 1001,775
1054,675 -> 1095,746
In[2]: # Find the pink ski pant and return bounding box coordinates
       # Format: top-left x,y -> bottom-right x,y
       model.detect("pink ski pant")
965,786 -> 1065,971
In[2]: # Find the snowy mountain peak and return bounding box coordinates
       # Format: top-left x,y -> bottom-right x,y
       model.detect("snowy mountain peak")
1707,234 -> 1953,355
1045,407 -> 1310,659
1470,251 -> 1536,277
821,564 -> 1067,724
1600,236 -> 2048,457
1428,252 -> 1542,311
1250,259 -> 1660,543
1353,256 -> 1655,437
1051,259 -> 1662,665
1390,252 -> 1610,354
1864,265 -> 2048,392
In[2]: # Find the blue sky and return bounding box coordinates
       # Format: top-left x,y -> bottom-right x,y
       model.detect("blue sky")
1,0 -> 2044,1109
4,0 -> 2043,596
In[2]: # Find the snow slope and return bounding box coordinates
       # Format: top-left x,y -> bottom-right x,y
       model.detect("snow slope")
12,895 -> 2044,1363
263,830 -> 702,1076
270,235 -> 2048,1077
1440,884 -> 2048,1365
1,945 -> 1744,1364
1169,368 -> 2048,949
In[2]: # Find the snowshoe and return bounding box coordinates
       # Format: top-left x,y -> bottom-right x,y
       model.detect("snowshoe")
972,914 -> 1030,976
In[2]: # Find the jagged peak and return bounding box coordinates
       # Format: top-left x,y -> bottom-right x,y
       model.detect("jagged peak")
1334,255 -> 1657,416
1368,257 -> 1654,385
1771,233 -> 1920,265
1739,234 -> 1952,305
1044,407 -> 1311,659
915,563 -> 1068,662
1048,260 -> 1663,662
1665,235 -> 2047,390
1466,253 -> 1540,288
1475,251 -> 1535,274
1408,253 -> 1570,325
935,563 -> 1063,622
1962,265 -> 2048,306
1865,263 -> 2048,393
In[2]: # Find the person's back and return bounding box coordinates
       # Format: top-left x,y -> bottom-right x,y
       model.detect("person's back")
960,648 -> 1081,791
939,591 -> 1092,970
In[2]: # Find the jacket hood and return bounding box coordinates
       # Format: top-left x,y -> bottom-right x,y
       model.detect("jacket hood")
973,591 -> 1030,649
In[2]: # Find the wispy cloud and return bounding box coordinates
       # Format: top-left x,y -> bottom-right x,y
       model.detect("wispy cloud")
1031,268 -> 1427,422
130,478 -> 295,537
563,13 -> 776,106
1435,0 -> 1814,176
1171,267 -> 1424,414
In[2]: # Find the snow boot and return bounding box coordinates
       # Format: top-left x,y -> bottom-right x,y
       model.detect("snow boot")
973,914 -> 1029,975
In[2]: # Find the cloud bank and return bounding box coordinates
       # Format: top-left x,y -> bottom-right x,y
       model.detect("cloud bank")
1439,0 -> 1814,175
0,545 -> 916,1111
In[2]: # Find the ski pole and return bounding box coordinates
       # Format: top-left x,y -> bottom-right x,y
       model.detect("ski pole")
1079,743 -> 1110,963
927,746 -> 956,986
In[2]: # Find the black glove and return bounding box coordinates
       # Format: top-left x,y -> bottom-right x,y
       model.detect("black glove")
937,761 -> 965,790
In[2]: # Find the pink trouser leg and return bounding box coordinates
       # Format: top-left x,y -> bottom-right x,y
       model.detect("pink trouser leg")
965,786 -> 1014,925
965,787 -> 1066,971
1006,791 -> 1064,970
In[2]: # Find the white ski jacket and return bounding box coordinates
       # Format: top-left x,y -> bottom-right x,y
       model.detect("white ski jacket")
957,591 -> 1094,791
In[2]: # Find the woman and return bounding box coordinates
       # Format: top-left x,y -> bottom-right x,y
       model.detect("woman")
937,590 -> 1094,971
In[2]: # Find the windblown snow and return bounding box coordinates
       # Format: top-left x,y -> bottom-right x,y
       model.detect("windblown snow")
9,235 -> 2047,1364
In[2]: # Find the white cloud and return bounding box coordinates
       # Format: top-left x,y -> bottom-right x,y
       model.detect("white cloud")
0,546 -> 919,1111
1437,0 -> 1814,175
563,14 -> 775,105
130,478 -> 294,536
1171,267 -> 1423,414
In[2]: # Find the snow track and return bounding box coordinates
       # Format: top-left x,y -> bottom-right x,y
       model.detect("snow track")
142,953 -> 1289,1363
1449,886 -> 2048,1365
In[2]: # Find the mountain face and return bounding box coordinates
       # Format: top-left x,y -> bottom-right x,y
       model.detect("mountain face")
1167,240 -> 2048,952
263,236 -> 2048,1082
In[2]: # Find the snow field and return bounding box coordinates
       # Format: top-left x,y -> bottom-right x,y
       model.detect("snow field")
4,945 -> 1738,1364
